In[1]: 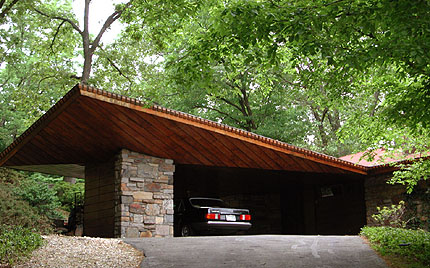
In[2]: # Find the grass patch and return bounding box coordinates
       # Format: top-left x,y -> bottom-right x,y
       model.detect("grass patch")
0,225 -> 44,267
361,226 -> 430,268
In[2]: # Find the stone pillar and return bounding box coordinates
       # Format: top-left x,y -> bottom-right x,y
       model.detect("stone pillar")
114,149 -> 175,238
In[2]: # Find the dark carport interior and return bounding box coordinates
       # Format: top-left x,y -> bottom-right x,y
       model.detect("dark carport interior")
174,165 -> 366,236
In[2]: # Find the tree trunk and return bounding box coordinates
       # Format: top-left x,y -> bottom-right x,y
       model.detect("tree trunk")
311,106 -> 329,148
81,50 -> 93,84
80,0 -> 91,84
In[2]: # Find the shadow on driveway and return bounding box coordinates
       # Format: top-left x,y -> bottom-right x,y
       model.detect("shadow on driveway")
124,235 -> 387,268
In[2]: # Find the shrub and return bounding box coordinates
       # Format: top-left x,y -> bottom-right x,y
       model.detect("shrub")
24,172 -> 84,212
361,226 -> 430,266
13,177 -> 63,219
54,180 -> 85,212
0,225 -> 44,266
0,183 -> 53,233
0,168 -> 24,185
372,201 -> 407,228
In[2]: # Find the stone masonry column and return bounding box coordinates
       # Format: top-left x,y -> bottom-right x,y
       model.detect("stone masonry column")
114,149 -> 174,238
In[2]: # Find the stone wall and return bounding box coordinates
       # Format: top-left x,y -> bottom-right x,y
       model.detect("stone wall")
365,173 -> 430,229
114,149 -> 174,238
364,174 -> 405,225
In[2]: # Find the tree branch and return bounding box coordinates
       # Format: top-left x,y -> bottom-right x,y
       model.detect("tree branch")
70,74 -> 82,80
193,104 -> 243,126
33,8 -> 82,35
0,76 -> 10,88
101,49 -> 133,84
50,20 -> 66,53
0,0 -> 19,21
37,75 -> 56,90
276,73 -> 307,89
0,0 -> 6,10
216,95 -> 243,113
90,1 -> 133,54
369,90 -> 380,117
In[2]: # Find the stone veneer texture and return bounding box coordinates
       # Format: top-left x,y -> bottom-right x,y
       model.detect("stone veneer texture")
364,174 -> 406,226
365,174 -> 430,228
114,149 -> 174,238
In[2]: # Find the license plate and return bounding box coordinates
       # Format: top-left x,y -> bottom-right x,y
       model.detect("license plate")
226,215 -> 236,221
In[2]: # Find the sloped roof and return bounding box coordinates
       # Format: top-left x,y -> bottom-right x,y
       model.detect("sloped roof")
340,148 -> 429,175
0,84 -> 369,178
339,148 -> 420,167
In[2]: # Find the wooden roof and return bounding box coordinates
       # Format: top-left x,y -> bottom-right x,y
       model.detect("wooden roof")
0,84 -> 370,178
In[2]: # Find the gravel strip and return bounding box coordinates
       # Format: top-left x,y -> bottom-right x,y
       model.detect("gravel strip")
16,235 -> 143,268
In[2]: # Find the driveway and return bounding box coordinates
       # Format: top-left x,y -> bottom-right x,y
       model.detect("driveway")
124,235 -> 388,268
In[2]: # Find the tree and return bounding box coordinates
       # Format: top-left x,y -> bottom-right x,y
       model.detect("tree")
90,33 -> 164,99
202,0 -> 430,128
0,0 -> 25,23
149,1 -> 378,155
171,0 -> 430,189
148,3 -> 313,146
0,0 -> 202,147
34,0 -> 133,84
0,0 -> 80,149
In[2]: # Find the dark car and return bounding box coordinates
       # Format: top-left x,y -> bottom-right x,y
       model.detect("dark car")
174,197 -> 252,236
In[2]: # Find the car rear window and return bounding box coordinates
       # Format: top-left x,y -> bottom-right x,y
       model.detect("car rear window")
189,198 -> 226,208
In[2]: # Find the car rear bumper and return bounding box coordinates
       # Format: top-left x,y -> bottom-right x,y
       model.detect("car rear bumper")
194,221 -> 252,231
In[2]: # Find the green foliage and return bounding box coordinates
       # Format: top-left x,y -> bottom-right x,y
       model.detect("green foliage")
0,182 -> 53,232
13,174 -> 63,220
23,173 -> 85,211
54,180 -> 84,211
390,159 -> 430,194
142,0 -> 367,155
361,226 -> 430,266
190,0 -> 430,163
0,225 -> 44,267
0,0 -> 79,150
372,201 -> 407,228
403,187 -> 430,231
0,169 -> 53,233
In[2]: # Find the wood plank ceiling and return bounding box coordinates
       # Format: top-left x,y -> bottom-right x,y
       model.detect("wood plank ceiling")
0,84 -> 370,178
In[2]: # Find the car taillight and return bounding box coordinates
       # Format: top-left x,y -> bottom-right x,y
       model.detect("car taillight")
240,214 -> 251,221
206,213 -> 220,220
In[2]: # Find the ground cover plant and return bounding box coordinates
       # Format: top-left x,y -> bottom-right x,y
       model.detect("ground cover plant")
0,225 -> 44,267
361,226 -> 430,267
0,168 -> 84,266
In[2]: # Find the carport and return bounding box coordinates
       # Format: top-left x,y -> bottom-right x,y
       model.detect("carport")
0,84 -> 369,237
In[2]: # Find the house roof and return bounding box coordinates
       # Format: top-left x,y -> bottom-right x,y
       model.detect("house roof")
340,148 -> 408,167
0,84 -> 372,177
340,148 -> 428,174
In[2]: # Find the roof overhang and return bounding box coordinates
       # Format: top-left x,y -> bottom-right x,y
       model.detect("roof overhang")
0,84 -> 369,178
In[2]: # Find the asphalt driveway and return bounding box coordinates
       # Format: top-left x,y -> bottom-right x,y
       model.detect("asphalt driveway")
124,235 -> 388,268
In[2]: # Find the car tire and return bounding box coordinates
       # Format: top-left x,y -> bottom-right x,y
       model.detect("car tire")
181,224 -> 194,237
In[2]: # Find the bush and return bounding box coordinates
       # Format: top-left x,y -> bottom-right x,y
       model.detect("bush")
25,172 -> 84,212
0,168 -> 23,185
0,183 -> 53,233
54,180 -> 85,212
0,225 -> 44,266
361,226 -> 430,266
372,201 -> 407,228
13,177 -> 63,219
